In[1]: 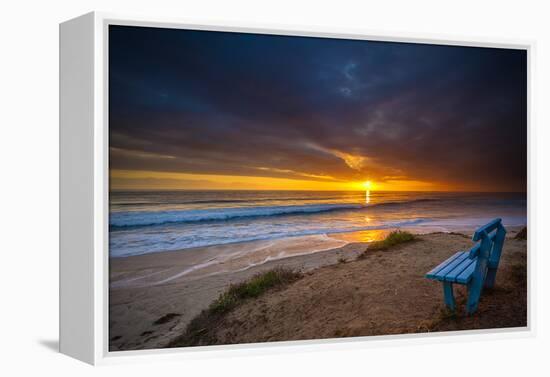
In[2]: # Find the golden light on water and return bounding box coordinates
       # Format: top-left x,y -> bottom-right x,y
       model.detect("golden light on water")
331,229 -> 389,243
364,181 -> 372,204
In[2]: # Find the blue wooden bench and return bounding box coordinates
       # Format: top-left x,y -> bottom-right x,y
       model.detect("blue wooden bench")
426,218 -> 507,314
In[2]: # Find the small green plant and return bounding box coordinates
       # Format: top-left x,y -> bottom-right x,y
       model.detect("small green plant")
368,230 -> 416,251
209,268 -> 302,314
168,267 -> 303,347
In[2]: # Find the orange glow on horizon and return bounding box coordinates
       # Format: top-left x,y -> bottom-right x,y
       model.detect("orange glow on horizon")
110,169 -> 455,192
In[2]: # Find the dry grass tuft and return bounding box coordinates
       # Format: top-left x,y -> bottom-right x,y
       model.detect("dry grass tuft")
358,230 -> 417,259
167,268 -> 302,347
514,227 -> 527,240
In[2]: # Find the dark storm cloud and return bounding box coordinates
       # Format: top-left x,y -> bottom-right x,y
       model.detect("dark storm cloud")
109,25 -> 527,191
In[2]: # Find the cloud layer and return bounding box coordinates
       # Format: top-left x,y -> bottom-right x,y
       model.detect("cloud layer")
109,26 -> 527,191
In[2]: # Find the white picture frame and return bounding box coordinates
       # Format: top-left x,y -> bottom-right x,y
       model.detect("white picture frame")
59,11 -> 534,365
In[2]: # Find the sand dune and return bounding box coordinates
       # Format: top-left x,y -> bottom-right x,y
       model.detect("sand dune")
174,232 -> 526,347
109,229 -> 526,351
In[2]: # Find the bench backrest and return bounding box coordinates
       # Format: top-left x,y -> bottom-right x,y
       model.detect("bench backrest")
469,218 -> 506,267
468,218 -> 507,297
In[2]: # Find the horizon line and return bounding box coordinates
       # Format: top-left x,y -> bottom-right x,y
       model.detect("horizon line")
109,188 -> 527,193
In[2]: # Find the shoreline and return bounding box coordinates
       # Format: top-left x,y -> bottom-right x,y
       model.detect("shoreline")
109,225 -> 445,288
110,233 -> 354,288
109,226 -> 525,351
109,237 -> 370,351
109,224 -> 522,287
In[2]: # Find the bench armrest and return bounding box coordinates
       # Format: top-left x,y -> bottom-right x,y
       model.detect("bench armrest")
468,244 -> 480,259
469,231 -> 498,259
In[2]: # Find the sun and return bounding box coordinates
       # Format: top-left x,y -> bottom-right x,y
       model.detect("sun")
363,181 -> 373,190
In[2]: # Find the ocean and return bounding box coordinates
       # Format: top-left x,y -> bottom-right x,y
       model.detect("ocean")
108,190 -> 526,258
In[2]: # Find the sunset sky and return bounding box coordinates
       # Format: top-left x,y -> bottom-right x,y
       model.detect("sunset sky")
109,26 -> 527,192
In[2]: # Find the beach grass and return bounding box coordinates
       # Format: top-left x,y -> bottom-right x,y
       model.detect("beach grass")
367,230 -> 416,251
210,267 -> 302,314
168,267 -> 302,347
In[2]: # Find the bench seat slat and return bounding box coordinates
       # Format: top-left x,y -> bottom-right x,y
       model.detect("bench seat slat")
456,261 -> 477,284
444,257 -> 476,283
426,251 -> 463,279
431,252 -> 469,281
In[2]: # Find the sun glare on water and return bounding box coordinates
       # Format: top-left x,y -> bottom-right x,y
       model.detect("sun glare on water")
364,181 -> 372,204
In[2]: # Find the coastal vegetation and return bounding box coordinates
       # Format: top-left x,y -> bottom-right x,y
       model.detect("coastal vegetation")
368,230 -> 416,251
168,267 -> 302,347
515,227 -> 527,240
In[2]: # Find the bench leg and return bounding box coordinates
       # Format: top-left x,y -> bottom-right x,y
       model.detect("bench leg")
484,267 -> 497,289
466,281 -> 482,315
443,282 -> 455,311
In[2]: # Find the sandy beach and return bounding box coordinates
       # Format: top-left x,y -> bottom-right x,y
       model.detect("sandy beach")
109,226 -> 526,351
109,233 -> 370,351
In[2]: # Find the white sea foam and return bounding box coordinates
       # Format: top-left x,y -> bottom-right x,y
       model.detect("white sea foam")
110,203 -> 363,228
109,191 -> 527,258
109,219 -> 428,257
147,235 -> 350,285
